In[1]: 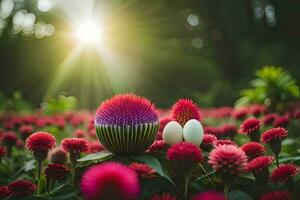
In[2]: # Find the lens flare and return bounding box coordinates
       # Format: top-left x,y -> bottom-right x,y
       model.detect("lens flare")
73,21 -> 102,43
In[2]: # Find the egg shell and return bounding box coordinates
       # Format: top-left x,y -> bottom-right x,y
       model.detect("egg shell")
162,121 -> 183,145
183,119 -> 204,146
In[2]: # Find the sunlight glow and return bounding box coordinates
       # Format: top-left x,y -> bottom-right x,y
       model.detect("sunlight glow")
73,21 -> 102,44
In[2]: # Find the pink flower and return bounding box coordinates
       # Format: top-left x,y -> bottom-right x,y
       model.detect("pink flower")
200,134 -> 217,151
261,127 -> 288,144
260,191 -> 291,200
8,180 -> 37,197
148,140 -> 167,152
25,132 -> 56,152
44,164 -> 70,180
262,113 -> 278,125
213,139 -> 237,147
241,142 -> 265,160
271,164 -> 300,183
0,186 -> 10,197
193,191 -> 227,200
61,138 -> 88,154
171,99 -> 201,126
167,142 -> 203,163
81,162 -> 140,200
129,162 -> 156,179
86,141 -> 105,154
246,156 -> 273,172
220,124 -> 237,138
239,118 -> 260,135
273,116 -> 289,128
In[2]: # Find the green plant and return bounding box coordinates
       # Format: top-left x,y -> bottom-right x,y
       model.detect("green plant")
235,66 -> 299,112
41,95 -> 78,115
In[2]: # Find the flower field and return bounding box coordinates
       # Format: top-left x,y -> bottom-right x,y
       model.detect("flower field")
0,72 -> 300,200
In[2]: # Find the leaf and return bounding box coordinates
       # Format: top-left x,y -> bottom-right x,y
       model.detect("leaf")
279,156 -> 300,163
228,189 -> 253,200
132,154 -> 175,185
195,170 -> 216,181
15,160 -> 36,176
77,151 -> 114,166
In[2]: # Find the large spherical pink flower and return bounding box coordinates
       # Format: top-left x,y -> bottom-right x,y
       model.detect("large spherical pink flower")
270,164 -> 300,183
61,138 -> 88,154
25,132 -> 56,152
208,145 -> 247,175
261,127 -> 288,144
8,180 -> 37,197
241,142 -> 265,160
246,156 -> 274,172
193,191 -> 227,200
167,142 -> 203,163
260,191 -> 291,200
171,99 -> 201,126
95,94 -> 158,126
81,162 -> 140,200
239,118 -> 260,135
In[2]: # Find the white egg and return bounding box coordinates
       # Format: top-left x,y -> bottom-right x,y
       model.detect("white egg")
162,121 -> 183,145
183,119 -> 204,146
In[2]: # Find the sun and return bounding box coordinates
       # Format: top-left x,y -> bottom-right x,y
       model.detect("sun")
73,20 -> 102,44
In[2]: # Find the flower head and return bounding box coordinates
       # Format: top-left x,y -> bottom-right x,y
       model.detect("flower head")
81,162 -> 140,200
8,180 -> 37,197
200,134 -> 217,151
249,104 -> 266,117
220,124 -> 237,138
167,142 -> 203,163
25,132 -> 56,152
246,156 -> 273,172
151,193 -> 177,200
273,116 -> 289,128
193,191 -> 227,200
0,186 -> 10,197
129,162 -> 156,179
73,129 -> 86,138
61,138 -> 88,154
260,191 -> 291,200
48,147 -> 67,164
2,131 -> 17,147
204,127 -> 221,138
95,94 -> 158,126
241,142 -> 265,160
0,146 -> 6,158
231,107 -> 248,119
171,99 -> 201,126
262,113 -> 278,125
19,125 -> 33,140
208,145 -> 247,183
87,141 -> 105,154
239,118 -> 260,135
148,140 -> 167,152
261,127 -> 288,144
44,164 -> 70,180
213,139 -> 237,147
271,164 -> 300,183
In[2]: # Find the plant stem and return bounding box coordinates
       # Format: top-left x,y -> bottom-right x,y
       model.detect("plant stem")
199,163 -> 215,187
183,174 -> 190,200
275,154 -> 279,167
37,161 -> 42,180
224,184 -> 231,197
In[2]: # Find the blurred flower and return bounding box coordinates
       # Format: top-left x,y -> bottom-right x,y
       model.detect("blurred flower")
193,191 -> 227,200
204,127 -> 221,138
81,162 -> 140,200
271,164 -> 299,183
61,138 -> 88,154
48,147 -> 67,164
2,131 -> 17,147
151,193 -> 177,200
148,140 -> 167,153
231,107 -> 248,120
246,156 -> 273,185
0,186 -> 10,197
0,146 -> 6,158
44,164 -> 70,180
239,118 -> 261,141
73,129 -> 85,138
19,125 -> 33,140
8,180 -> 37,197
262,113 -> 278,125
260,191 -> 291,200
273,116 -> 289,128
213,139 -> 237,147
241,142 -> 265,160
249,104 -> 266,117
171,99 -> 201,126
200,134 -> 217,151
129,162 -> 156,179
86,141 -> 105,154
157,117 -> 172,140
220,124 -> 237,138
208,145 -> 247,184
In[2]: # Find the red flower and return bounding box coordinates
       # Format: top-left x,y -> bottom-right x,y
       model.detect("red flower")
249,104 -> 266,117
61,138 -> 88,154
262,113 -> 278,125
0,146 -> 6,157
25,132 -> 56,152
220,124 -> 237,137
2,132 -> 17,147
129,162 -> 156,179
239,118 -> 260,135
151,193 -> 177,200
167,142 -> 203,163
231,107 -> 248,119
19,125 -> 33,140
0,186 -> 10,197
8,180 -> 37,196
261,127 -> 288,143
246,156 -> 273,172
171,99 -> 201,126
241,142 -> 265,160
208,145 -> 247,175
270,164 -> 300,183
204,127 -> 221,138
200,134 -> 217,151
193,191 -> 227,200
73,129 -> 86,138
44,164 -> 70,180
260,191 -> 291,200
81,162 -> 140,200
48,147 -> 67,164
87,141 -> 105,154
213,140 -> 237,147
148,140 -> 167,152
273,116 -> 289,128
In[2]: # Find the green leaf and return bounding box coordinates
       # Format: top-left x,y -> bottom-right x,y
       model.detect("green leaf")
132,154 -> 175,185
77,151 -> 114,163
279,156 -> 300,163
228,189 -> 253,200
